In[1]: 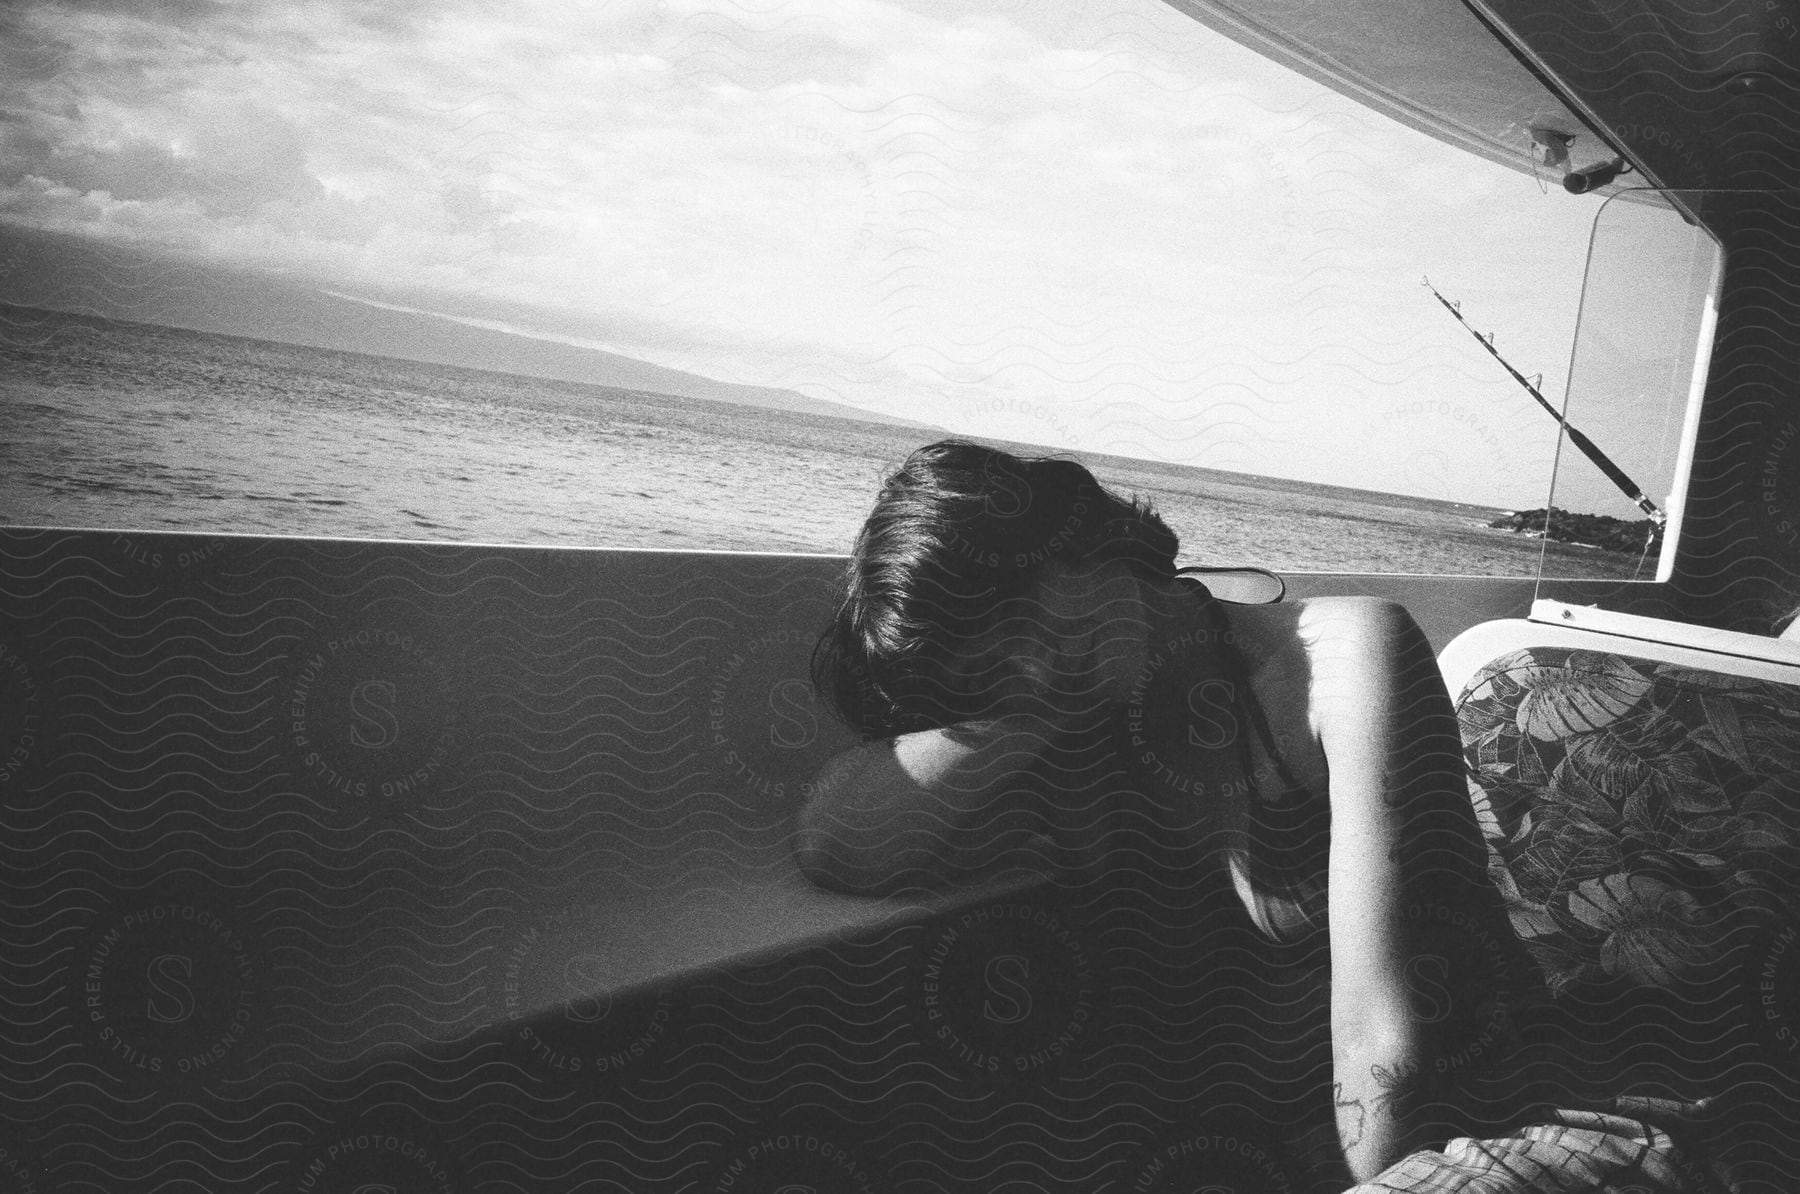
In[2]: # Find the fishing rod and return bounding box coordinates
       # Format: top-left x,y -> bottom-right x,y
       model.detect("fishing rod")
1422,277 -> 1663,526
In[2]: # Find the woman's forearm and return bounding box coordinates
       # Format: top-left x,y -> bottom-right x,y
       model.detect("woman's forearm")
794,716 -> 1062,892
1333,1032 -> 1428,1180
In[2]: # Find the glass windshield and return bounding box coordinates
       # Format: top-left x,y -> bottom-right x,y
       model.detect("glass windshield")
1532,189 -> 1722,593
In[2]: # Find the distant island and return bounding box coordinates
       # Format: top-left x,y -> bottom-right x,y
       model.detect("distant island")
1489,507 -> 1662,555
0,228 -> 946,435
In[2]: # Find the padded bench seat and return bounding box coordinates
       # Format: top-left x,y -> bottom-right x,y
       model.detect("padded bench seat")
1421,603 -> 1800,1190
1440,602 -> 1800,999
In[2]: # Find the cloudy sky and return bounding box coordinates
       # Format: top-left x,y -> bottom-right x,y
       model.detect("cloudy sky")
0,0 -> 1703,511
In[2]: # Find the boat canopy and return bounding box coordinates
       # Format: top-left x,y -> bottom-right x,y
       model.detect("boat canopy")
1159,0 -> 1621,180
1166,0 -> 1800,192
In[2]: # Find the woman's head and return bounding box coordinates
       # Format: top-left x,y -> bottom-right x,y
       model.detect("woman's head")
813,439 -> 1179,736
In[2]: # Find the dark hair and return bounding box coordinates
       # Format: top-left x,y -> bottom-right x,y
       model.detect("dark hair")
813,439 -> 1179,736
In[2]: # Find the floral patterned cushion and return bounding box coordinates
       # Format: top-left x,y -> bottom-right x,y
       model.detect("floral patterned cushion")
1456,647 -> 1800,995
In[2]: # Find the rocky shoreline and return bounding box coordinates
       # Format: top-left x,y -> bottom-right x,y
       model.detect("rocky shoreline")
1488,507 -> 1663,555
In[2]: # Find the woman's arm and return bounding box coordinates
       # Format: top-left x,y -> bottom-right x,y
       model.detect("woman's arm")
797,600 -> 1117,895
794,716 -> 1064,895
1307,598 -> 1497,1180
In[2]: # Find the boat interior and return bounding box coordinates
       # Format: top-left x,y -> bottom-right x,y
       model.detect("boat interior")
4,0 -> 1800,1191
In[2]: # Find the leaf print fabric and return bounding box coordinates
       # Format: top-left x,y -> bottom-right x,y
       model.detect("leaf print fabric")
1567,873 -> 1722,987
1513,651 -> 1653,742
1457,647 -> 1800,995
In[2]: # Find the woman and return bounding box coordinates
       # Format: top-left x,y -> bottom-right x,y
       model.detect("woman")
798,440 -> 1515,1182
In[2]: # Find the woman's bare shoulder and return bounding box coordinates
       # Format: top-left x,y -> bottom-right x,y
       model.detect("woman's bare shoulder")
1259,597 -> 1433,709
1290,594 -> 1416,632
1286,596 -> 1425,661
1212,598 -> 1423,762
1283,597 -> 1446,741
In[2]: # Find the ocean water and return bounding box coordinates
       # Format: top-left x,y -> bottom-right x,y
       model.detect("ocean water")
0,305 -> 1636,578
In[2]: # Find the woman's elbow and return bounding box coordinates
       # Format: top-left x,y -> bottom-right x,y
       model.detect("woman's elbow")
793,817 -> 924,896
793,815 -> 860,892
792,751 -> 900,894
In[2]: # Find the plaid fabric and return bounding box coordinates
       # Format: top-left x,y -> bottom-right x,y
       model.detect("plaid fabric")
1346,1108 -> 1718,1194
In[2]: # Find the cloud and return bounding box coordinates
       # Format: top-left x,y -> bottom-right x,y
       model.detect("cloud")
49,0 -> 226,23
42,110 -> 322,215
0,0 -> 1607,505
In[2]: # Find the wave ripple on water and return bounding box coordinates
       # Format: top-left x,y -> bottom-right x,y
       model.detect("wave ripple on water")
0,307 -> 1622,578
